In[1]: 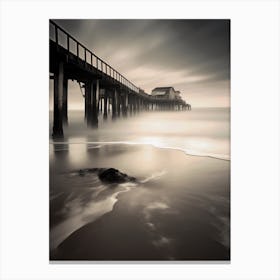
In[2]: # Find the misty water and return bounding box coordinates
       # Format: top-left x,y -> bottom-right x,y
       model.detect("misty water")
50,108 -> 230,260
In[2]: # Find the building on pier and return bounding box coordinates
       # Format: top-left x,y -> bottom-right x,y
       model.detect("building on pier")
151,87 -> 180,100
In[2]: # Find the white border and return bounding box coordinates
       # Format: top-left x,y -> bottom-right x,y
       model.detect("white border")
1,0 -> 279,279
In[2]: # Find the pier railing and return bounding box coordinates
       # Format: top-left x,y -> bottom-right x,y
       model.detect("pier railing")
49,20 -> 140,94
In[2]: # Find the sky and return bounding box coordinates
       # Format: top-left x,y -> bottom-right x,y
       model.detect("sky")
50,19 -> 230,109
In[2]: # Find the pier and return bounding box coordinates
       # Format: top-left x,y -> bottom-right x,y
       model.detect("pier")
49,20 -> 191,137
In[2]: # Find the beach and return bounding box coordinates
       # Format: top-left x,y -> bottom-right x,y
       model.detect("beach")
49,108 -> 230,260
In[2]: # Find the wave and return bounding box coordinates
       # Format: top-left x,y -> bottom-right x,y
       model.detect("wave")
50,182 -> 135,250
50,167 -> 170,250
152,145 -> 230,161
50,140 -> 230,161
140,170 -> 166,183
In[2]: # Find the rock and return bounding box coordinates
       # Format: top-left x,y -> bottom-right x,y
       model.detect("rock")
74,167 -> 136,184
98,168 -> 136,184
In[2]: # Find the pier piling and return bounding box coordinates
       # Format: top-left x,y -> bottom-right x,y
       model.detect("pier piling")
52,61 -> 64,137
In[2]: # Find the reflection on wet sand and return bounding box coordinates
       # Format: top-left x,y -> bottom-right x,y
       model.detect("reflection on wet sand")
50,109 -> 230,260
50,143 -> 230,260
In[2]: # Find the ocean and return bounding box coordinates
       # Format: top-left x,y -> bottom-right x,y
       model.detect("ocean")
49,107 -> 230,260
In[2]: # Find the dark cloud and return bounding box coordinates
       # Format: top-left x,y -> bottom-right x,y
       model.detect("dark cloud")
51,19 -> 230,107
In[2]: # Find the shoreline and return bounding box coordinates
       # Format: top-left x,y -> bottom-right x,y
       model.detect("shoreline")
50,140 -> 230,162
50,143 -> 230,261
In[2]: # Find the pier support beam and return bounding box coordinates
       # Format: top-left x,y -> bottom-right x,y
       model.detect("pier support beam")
133,95 -> 137,114
117,90 -> 121,117
125,93 -> 129,116
85,80 -> 98,127
52,61 -> 64,137
98,97 -> 102,115
108,95 -> 111,113
85,82 -> 91,126
128,94 -> 133,115
122,93 -> 128,117
136,97 -> 140,113
62,78 -> 68,125
85,82 -> 90,120
112,88 -> 117,119
103,89 -> 108,119
96,80 -> 100,117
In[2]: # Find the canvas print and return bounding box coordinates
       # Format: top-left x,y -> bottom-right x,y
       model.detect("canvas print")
49,19 -> 230,261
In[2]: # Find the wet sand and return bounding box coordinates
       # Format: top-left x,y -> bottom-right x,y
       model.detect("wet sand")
50,144 -> 230,261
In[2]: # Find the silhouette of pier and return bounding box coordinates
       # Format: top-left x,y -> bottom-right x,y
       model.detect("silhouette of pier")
49,20 -> 191,137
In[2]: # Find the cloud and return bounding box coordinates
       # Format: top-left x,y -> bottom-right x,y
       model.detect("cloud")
51,19 -> 230,107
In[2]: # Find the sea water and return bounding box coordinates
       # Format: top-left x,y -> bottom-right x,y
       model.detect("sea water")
50,107 -> 230,160
49,108 -> 230,260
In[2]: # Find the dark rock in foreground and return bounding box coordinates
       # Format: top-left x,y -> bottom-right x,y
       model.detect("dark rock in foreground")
98,168 -> 136,184
76,167 -> 136,184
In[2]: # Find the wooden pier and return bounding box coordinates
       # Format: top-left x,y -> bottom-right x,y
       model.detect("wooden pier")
49,20 -> 190,137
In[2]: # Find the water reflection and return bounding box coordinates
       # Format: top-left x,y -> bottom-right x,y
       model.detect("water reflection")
49,108 -> 230,260
50,108 -> 230,160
